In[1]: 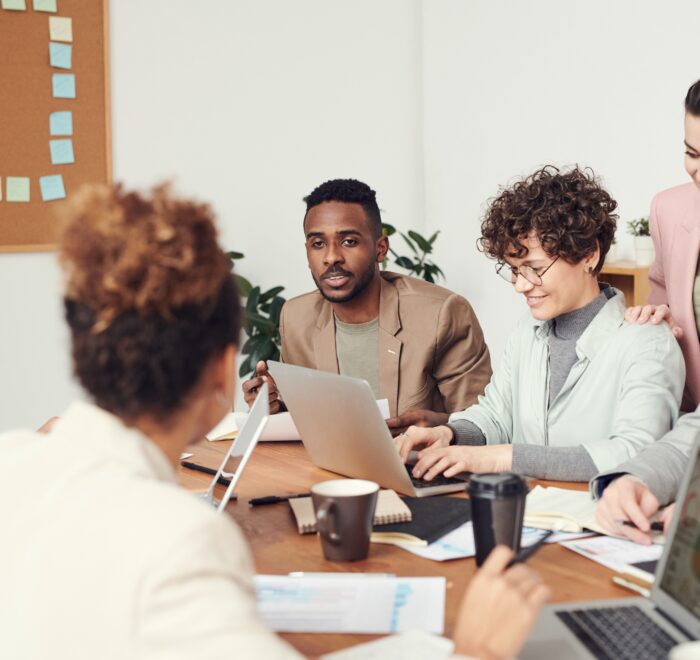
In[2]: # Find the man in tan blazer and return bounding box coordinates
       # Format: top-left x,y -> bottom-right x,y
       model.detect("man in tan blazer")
243,179 -> 491,429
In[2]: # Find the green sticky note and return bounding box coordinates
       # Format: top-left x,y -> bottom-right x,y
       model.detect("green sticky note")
2,0 -> 27,10
7,177 -> 30,202
33,0 -> 56,11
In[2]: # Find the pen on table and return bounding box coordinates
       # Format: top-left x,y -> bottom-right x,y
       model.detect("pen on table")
621,520 -> 665,533
506,530 -> 554,568
180,461 -> 231,487
249,493 -> 310,506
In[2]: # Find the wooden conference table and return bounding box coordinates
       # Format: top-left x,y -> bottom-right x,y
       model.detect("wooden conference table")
177,438 -> 631,657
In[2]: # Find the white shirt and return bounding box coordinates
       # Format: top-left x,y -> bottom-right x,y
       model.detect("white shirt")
0,402 -> 301,660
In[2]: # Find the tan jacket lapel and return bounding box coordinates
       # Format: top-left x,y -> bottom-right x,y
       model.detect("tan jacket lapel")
313,300 -> 339,374
378,276 -> 402,416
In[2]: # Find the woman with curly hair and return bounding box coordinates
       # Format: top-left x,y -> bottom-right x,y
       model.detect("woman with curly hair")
395,166 -> 686,482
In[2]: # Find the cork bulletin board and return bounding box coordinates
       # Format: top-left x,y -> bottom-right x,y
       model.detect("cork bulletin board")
0,0 -> 110,252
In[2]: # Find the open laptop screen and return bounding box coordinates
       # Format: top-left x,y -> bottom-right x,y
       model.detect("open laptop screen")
658,442 -> 700,621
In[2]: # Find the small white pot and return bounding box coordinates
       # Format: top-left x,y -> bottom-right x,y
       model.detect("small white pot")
634,235 -> 655,266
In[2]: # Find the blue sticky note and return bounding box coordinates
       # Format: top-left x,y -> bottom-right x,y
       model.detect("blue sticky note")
50,139 -> 74,165
52,73 -> 76,99
49,42 -> 72,69
50,111 -> 72,136
40,175 -> 66,202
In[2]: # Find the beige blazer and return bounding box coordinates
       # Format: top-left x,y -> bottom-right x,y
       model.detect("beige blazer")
648,183 -> 700,409
0,402 -> 301,660
279,272 -> 492,417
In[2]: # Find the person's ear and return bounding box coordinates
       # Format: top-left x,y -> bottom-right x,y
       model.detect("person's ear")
376,235 -> 389,263
584,244 -> 601,275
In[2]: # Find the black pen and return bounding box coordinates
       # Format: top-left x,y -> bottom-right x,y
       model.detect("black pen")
506,530 -> 554,567
181,461 -> 232,487
249,493 -> 310,506
622,520 -> 664,532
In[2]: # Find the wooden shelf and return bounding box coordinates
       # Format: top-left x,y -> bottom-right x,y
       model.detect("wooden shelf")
599,260 -> 650,306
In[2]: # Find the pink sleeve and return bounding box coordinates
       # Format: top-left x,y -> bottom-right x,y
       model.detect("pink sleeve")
648,194 -> 667,306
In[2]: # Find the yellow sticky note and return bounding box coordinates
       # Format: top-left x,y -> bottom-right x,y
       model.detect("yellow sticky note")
33,0 -> 56,11
7,177 -> 30,202
49,15 -> 72,42
2,0 -> 27,9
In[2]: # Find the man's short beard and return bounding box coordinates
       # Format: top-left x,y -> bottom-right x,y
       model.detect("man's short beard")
313,260 -> 378,304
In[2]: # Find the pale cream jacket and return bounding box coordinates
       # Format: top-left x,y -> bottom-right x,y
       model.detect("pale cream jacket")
0,402 -> 301,660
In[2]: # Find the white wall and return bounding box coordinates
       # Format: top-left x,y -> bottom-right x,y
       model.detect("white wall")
0,0 -> 425,429
1,0 -> 698,430
421,0 -> 700,361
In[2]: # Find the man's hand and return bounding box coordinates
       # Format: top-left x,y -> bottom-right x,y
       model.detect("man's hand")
625,304 -> 683,339
241,360 -> 283,414
386,409 -> 450,436
411,444 -> 512,481
393,425 -> 453,462
595,475 -> 660,545
453,545 -> 550,660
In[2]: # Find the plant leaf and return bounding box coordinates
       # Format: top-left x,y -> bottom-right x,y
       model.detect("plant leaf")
227,250 -> 245,260
381,222 -> 396,237
259,286 -> 285,303
234,274 -> 253,297
268,296 -> 285,325
408,230 -> 432,254
239,355 -> 253,378
395,256 -> 415,270
428,230 -> 440,245
400,232 -> 419,256
245,286 -> 261,313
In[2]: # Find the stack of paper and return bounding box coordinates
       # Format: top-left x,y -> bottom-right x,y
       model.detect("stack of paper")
255,574 -> 445,634
524,485 -> 605,534
561,535 -> 664,573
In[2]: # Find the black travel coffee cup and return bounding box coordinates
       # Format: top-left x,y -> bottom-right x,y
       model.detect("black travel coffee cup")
468,473 -> 529,566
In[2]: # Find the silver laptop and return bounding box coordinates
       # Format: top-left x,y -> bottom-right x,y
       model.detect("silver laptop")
201,383 -> 269,513
521,438 -> 700,659
267,361 -> 468,497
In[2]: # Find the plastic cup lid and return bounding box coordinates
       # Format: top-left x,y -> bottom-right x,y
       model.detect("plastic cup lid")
467,472 -> 529,497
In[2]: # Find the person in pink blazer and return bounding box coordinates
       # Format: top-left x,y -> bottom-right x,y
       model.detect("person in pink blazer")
627,78 -> 700,410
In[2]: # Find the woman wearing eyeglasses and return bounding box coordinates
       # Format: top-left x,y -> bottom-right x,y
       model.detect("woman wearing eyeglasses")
395,166 -> 686,482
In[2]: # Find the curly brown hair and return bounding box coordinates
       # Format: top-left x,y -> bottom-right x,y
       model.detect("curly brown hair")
479,166 -> 618,274
59,183 -> 241,420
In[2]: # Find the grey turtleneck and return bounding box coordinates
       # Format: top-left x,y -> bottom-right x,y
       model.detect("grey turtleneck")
449,289 -> 611,481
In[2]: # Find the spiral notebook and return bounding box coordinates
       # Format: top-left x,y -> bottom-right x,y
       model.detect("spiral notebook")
289,489 -> 412,534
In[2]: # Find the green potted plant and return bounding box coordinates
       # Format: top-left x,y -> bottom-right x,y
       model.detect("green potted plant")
227,252 -> 286,378
626,217 -> 654,266
380,224 -> 445,283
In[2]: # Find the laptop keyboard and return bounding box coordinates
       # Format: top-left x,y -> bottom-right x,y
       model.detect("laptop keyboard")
405,465 -> 468,489
557,606 -> 677,660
